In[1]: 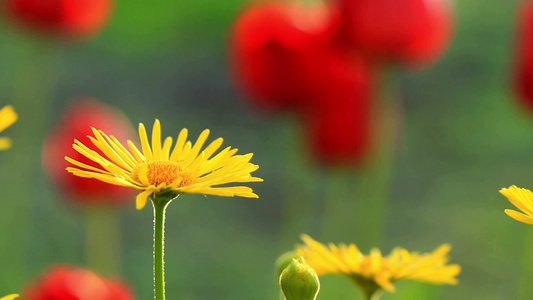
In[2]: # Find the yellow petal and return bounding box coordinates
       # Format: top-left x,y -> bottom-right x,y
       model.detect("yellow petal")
375,274 -> 395,292
197,146 -> 232,174
66,169 -> 138,188
184,129 -> 210,165
138,123 -> 153,160
170,128 -> 188,161
152,119 -> 162,160
505,209 -> 533,224
161,137 -> 173,160
0,137 -> 12,150
107,134 -> 138,167
127,140 -> 145,162
137,163 -> 150,186
0,294 -> 19,300
202,137 -> 224,159
91,129 -> 135,169
0,105 -> 17,132
136,190 -> 153,210
500,186 -> 533,216
88,136 -> 131,172
65,156 -> 109,173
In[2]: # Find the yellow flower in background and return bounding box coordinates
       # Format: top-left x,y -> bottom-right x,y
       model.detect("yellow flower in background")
66,119 -> 262,209
296,235 -> 461,296
0,105 -> 17,150
0,294 -> 18,300
500,185 -> 533,224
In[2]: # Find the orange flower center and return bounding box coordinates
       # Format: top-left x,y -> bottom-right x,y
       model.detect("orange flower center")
131,160 -> 192,187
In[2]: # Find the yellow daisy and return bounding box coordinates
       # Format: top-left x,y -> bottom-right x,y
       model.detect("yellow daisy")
296,235 -> 460,296
500,185 -> 533,224
0,105 -> 17,150
66,119 -> 263,209
0,294 -> 18,300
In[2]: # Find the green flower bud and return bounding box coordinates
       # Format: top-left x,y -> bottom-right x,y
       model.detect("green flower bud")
275,251 -> 297,279
279,257 -> 320,300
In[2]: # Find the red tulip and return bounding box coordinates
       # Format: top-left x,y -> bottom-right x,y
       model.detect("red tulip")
4,0 -> 113,38
23,265 -> 134,300
230,2 -> 333,111
304,53 -> 375,165
515,1 -> 533,110
338,0 -> 453,65
402,0 -> 454,64
42,99 -> 135,205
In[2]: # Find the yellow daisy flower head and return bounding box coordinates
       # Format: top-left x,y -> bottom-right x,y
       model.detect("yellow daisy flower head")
65,119 -> 263,209
0,294 -> 18,300
0,105 -> 18,150
500,185 -> 533,224
296,235 -> 461,296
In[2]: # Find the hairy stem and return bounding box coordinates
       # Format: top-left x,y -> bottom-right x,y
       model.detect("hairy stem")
152,198 -> 172,300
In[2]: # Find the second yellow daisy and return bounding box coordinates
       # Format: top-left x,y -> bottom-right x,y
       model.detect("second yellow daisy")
296,234 -> 460,298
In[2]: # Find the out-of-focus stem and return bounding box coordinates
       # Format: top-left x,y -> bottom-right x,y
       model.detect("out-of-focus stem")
366,290 -> 382,300
278,118 -> 322,249
0,36 -> 57,289
518,228 -> 533,300
318,70 -> 400,298
84,204 -> 121,277
321,70 -> 399,247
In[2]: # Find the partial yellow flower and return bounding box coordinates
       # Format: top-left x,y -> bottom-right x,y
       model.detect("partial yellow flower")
66,119 -> 263,209
0,105 -> 17,150
296,235 -> 461,295
0,294 -> 18,300
500,185 -> 533,224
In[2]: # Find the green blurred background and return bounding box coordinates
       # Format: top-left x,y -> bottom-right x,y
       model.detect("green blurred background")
0,0 -> 531,299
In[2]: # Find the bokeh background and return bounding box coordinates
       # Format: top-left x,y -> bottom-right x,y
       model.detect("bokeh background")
0,0 -> 531,299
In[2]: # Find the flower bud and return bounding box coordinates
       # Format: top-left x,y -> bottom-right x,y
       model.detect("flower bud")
275,251 -> 297,279
279,257 -> 320,300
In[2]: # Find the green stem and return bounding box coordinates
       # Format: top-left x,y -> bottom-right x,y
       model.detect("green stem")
366,290 -> 382,300
278,118 -> 321,249
84,205 -> 121,277
152,197 -> 172,300
354,69 -> 398,249
317,70 -> 399,299
518,228 -> 533,299
319,69 -> 399,248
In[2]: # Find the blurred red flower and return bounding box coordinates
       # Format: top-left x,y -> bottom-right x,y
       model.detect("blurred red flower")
230,1 -> 378,165
230,2 -> 334,111
515,0 -> 533,110
338,0 -> 453,65
304,53 -> 375,165
42,99 -> 135,205
4,0 -> 113,38
23,265 -> 134,300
